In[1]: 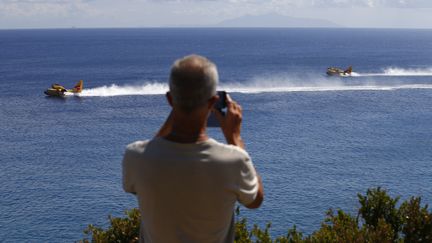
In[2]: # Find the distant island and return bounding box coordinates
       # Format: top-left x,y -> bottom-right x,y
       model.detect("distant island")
215,13 -> 341,28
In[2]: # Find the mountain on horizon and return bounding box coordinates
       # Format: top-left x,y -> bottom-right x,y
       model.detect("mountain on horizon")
216,13 -> 341,28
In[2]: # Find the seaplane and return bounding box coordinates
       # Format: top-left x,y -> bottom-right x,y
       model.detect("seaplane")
44,80 -> 83,97
326,66 -> 353,77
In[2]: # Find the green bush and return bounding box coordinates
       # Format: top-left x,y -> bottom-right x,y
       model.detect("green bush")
399,197 -> 432,242
357,187 -> 402,240
81,208 -> 140,243
81,188 -> 432,242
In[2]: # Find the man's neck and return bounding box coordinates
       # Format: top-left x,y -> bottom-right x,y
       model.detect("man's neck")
165,130 -> 208,143
164,109 -> 209,143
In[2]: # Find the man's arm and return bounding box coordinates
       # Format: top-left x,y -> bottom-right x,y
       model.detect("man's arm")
245,175 -> 264,209
214,94 -> 264,209
122,148 -> 137,195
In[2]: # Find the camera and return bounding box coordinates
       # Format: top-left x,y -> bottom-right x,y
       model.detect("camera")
207,91 -> 227,127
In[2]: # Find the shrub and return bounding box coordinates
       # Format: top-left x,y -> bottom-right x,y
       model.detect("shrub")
81,188 -> 432,242
399,197 -> 432,242
81,208 -> 140,243
357,187 -> 401,240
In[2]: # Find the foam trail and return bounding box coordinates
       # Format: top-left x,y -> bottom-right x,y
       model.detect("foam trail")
78,81 -> 432,97
79,83 -> 168,96
220,74 -> 432,93
221,84 -> 432,93
357,67 -> 432,77
73,67 -> 432,97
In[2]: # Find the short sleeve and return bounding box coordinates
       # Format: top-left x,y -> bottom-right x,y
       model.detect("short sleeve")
122,148 -> 137,194
237,155 -> 259,206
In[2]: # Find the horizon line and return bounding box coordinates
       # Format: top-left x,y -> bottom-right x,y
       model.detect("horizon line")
1,26 -> 432,31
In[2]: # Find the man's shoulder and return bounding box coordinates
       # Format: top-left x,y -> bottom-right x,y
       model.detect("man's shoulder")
125,137 -> 170,155
207,139 -> 251,160
125,140 -> 150,154
125,137 -> 251,161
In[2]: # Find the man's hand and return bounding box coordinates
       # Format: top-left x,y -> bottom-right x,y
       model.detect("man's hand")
213,94 -> 245,149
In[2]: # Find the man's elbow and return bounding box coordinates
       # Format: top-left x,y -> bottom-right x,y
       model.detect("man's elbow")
123,182 -> 137,195
245,180 -> 264,209
245,189 -> 263,209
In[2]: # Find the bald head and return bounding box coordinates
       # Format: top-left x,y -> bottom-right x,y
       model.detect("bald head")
169,55 -> 219,112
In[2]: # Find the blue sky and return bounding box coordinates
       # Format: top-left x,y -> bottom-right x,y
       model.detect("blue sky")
1,0 -> 431,29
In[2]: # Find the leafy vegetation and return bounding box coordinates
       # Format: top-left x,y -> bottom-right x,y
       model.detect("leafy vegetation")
81,188 -> 432,242
81,208 -> 140,243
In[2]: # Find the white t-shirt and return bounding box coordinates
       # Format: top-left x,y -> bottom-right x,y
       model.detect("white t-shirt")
122,137 -> 259,243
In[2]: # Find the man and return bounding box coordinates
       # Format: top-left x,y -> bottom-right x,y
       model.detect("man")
122,55 -> 264,243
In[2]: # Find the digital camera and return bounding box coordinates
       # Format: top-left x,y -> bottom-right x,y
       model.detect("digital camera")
207,91 -> 227,127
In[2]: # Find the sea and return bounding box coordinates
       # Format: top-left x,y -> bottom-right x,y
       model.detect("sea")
1,28 -> 431,242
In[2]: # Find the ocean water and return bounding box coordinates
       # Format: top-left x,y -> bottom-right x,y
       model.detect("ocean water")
1,28 -> 432,242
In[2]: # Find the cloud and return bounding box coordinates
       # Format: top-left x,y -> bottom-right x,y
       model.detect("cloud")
138,0 -> 432,8
0,0 -> 99,2
269,0 -> 432,8
0,0 -> 100,17
1,0 -> 431,28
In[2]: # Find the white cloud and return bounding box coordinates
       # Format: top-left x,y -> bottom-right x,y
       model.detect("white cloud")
266,0 -> 432,8
0,0 -> 431,28
0,0 -> 105,18
139,0 -> 432,8
4,0 -> 432,6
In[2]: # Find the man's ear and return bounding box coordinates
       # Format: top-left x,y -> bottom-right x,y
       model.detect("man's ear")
166,92 -> 173,107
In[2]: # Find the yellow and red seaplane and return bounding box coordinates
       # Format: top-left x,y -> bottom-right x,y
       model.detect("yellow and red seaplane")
44,80 -> 83,97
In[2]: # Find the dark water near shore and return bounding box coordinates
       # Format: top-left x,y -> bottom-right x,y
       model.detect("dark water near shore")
1,28 -> 432,242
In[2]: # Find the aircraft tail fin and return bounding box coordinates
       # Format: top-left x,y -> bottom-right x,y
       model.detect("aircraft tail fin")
344,66 -> 353,74
69,80 -> 83,93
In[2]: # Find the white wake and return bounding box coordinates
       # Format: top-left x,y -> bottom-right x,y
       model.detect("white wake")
71,66 -> 432,97
79,83 -> 167,97
78,80 -> 432,97
223,83 -> 432,93
355,67 -> 432,77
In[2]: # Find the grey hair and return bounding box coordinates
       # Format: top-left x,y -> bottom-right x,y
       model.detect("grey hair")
169,55 -> 218,112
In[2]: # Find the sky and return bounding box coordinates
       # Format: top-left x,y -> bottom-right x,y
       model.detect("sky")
0,0 -> 432,29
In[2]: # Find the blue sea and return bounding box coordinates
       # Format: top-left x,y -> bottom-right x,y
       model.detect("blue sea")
1,28 -> 432,242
